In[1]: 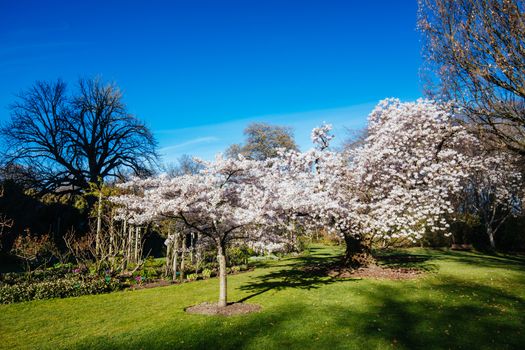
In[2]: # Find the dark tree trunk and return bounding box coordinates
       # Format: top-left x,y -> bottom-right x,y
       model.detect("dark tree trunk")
342,233 -> 374,268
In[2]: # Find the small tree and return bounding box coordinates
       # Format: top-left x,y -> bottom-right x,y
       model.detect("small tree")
226,122 -> 299,160
112,156 -> 285,307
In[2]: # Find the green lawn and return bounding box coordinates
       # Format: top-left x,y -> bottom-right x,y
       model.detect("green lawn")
1,245 -> 524,350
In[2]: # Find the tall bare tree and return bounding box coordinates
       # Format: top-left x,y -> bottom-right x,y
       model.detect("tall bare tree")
1,78 -> 158,194
418,0 -> 525,154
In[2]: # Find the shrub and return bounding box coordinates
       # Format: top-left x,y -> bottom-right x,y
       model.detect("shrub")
186,273 -> 198,281
227,246 -> 255,266
0,275 -> 121,304
201,268 -> 212,279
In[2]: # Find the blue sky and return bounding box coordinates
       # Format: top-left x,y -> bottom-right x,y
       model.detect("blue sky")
0,0 -> 422,162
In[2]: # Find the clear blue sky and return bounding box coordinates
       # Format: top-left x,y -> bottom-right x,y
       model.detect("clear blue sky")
0,0 -> 422,162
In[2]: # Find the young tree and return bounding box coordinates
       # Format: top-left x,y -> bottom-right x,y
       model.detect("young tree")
418,0 -> 525,154
1,78 -> 158,195
112,156 -> 286,307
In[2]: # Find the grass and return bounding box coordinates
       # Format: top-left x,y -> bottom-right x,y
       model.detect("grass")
1,245 -> 524,350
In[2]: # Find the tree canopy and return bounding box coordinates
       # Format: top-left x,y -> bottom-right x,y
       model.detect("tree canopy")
1,78 -> 158,194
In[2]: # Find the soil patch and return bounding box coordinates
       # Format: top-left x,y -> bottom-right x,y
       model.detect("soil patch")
129,279 -> 174,290
185,302 -> 262,316
328,264 -> 423,280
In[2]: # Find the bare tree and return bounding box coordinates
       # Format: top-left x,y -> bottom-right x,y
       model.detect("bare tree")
1,78 -> 158,194
418,0 -> 525,154
164,154 -> 204,177
226,122 -> 298,160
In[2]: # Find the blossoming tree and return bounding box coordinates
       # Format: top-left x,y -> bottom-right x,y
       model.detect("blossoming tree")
111,156 -> 287,307
276,100 -> 476,267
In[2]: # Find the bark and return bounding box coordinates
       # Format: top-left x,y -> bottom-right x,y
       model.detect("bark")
109,210 -> 114,257
126,226 -> 133,265
180,234 -> 186,282
217,243 -> 228,307
134,227 -> 140,263
487,226 -> 496,249
95,190 -> 102,255
172,233 -> 178,282
342,233 -> 374,268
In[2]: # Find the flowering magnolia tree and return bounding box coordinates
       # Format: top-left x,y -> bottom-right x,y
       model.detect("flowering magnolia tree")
273,100 -> 476,267
111,156 -> 288,307
344,99 -> 474,265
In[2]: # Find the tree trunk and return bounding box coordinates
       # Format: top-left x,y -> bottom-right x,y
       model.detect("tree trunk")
165,236 -> 172,276
217,243 -> 228,307
342,233 -> 374,268
95,190 -> 103,255
109,210 -> 114,257
127,226 -> 133,265
487,226 -> 496,249
134,227 -> 140,263
180,234 -> 186,282
121,219 -> 128,270
172,233 -> 178,282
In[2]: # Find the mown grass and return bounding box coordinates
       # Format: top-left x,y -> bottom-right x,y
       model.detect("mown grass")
1,245 -> 524,350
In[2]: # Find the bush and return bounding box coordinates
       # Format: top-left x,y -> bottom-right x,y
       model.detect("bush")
186,273 -> 198,281
227,246 -> 255,266
0,275 -> 121,304
201,268 -> 212,279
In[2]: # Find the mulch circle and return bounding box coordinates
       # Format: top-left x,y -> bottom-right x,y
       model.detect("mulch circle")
328,265 -> 423,280
185,302 -> 262,316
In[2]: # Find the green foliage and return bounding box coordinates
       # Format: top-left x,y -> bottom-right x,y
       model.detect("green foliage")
201,268 -> 212,279
185,273 -> 198,281
227,246 -> 256,266
0,275 -> 121,304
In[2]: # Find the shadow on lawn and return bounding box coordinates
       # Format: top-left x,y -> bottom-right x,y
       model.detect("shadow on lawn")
237,250 -> 354,303
238,247 -> 442,303
70,248 -> 525,349
429,249 -> 525,272
71,276 -> 525,350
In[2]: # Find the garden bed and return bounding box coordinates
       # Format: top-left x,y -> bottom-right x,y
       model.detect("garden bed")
185,302 -> 262,316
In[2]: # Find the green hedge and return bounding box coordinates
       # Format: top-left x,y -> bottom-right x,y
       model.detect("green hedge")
0,276 -> 121,304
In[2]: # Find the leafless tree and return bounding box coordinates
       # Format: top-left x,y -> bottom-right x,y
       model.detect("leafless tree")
418,0 -> 525,154
164,154 -> 204,177
1,77 -> 158,194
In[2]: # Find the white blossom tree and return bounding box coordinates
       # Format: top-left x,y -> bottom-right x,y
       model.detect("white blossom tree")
111,156 -> 287,307
273,100 -> 476,267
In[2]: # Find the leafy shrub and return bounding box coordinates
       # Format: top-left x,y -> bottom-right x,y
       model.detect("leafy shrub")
186,273 -> 198,281
227,246 -> 255,266
0,275 -> 121,304
201,268 -> 212,279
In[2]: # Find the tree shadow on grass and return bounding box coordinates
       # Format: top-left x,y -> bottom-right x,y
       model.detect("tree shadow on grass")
428,248 -> 525,272
333,277 -> 525,350
70,275 -> 525,350
63,246 -> 525,349
237,253 -> 355,303
375,251 -> 439,272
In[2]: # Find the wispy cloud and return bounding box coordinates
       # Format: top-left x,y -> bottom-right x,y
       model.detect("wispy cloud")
155,101 -> 378,162
159,136 -> 220,153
